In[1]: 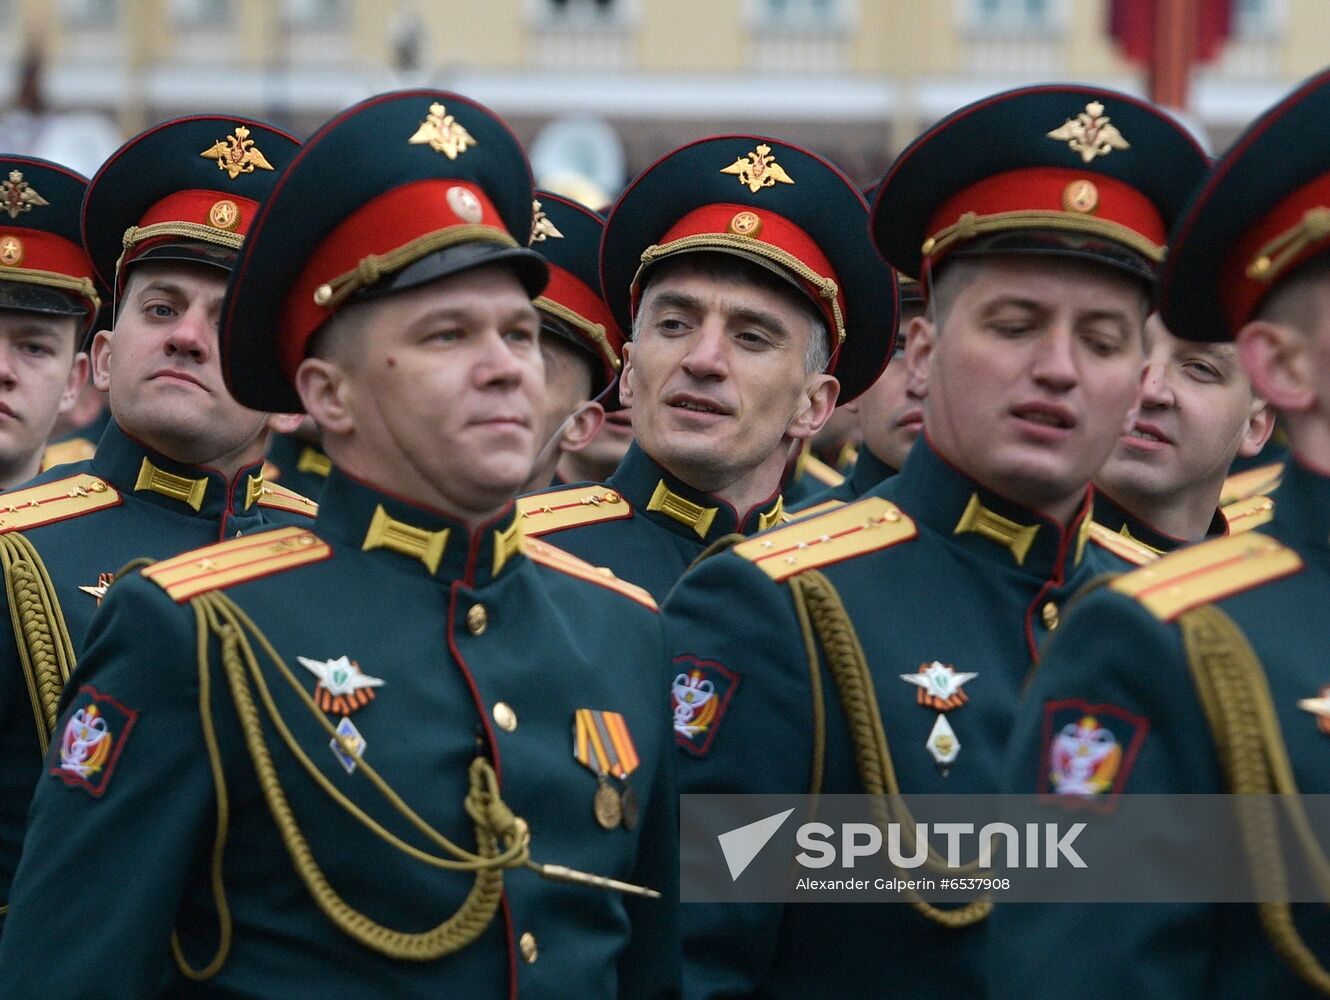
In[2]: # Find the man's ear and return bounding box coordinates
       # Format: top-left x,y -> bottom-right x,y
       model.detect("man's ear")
904,314 -> 935,400
618,342 -> 635,408
1236,397 -> 1276,459
57,353 -> 90,415
1237,320 -> 1314,413
266,412 -> 305,436
558,401 -> 606,454
89,329 -> 113,393
786,374 -> 840,441
295,357 -> 352,437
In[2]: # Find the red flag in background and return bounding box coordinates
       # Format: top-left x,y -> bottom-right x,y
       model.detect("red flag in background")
1110,0 -> 1233,108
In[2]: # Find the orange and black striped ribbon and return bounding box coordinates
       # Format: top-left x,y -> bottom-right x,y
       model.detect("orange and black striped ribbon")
573,708 -> 639,779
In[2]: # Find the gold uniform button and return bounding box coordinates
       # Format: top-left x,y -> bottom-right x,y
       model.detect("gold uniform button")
1041,601 -> 1059,631
466,603 -> 488,635
494,702 -> 517,732
519,931 -> 538,964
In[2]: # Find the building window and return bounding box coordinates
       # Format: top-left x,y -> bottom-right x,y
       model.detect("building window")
544,0 -> 624,23
284,0 -> 350,29
965,0 -> 1060,36
1232,0 -> 1283,39
752,0 -> 853,31
169,0 -> 233,29
61,0 -> 117,29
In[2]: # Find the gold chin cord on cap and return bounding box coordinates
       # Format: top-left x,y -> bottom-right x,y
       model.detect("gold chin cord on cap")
920,209 -> 1165,265
635,233 -> 846,347
0,267 -> 100,314
534,296 -> 621,373
311,225 -> 518,311
1245,206 -> 1330,284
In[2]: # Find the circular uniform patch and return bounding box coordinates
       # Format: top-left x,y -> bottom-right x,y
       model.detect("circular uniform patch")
728,210 -> 762,237
0,234 -> 23,267
447,184 -> 483,223
1062,179 -> 1099,214
209,198 -> 241,231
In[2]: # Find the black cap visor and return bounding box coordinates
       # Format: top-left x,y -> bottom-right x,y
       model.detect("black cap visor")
0,279 -> 88,318
351,241 -> 549,305
944,229 -> 1158,287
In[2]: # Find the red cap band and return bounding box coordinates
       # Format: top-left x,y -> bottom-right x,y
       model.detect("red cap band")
629,202 -> 845,365
1221,171 -> 1330,332
279,178 -> 510,379
924,167 -> 1167,258
540,263 -> 623,374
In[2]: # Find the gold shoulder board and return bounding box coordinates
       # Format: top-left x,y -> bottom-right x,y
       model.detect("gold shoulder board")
1111,532 -> 1301,621
1222,495 -> 1275,535
522,536 -> 657,610
1087,521 -> 1160,567
0,474 -> 120,533
1219,462 -> 1284,506
142,526 -> 331,603
784,499 -> 844,522
800,452 -> 845,488
40,437 -> 97,470
255,481 -> 318,519
516,485 -> 632,536
732,497 -> 916,582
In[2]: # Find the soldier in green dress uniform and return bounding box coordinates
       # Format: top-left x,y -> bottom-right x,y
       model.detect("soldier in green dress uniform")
792,277 -> 926,512
0,116 -> 315,907
663,84 -> 1209,999
992,65 -> 1330,1000
0,156 -> 95,489
517,135 -> 897,601
519,191 -> 621,494
1091,310 -> 1274,552
0,89 -> 677,999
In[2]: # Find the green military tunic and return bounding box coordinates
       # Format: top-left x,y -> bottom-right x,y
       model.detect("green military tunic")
664,437 -> 1133,999
991,457 -> 1330,998
264,431 -> 333,502
789,447 -> 897,511
0,420 -> 316,902
1091,490 -> 1229,556
0,467 -> 678,998
778,443 -> 845,508
518,442 -> 783,603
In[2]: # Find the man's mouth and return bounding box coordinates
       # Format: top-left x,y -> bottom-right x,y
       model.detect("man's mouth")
1012,403 -> 1075,430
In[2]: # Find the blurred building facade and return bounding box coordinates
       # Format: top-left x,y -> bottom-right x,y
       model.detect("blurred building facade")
0,0 -> 1322,190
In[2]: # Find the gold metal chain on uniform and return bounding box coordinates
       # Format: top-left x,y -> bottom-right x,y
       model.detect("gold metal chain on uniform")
1180,604 -> 1330,995
789,569 -> 993,929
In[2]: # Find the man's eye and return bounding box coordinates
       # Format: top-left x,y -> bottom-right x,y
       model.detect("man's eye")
147,303 -> 175,319
505,327 -> 535,344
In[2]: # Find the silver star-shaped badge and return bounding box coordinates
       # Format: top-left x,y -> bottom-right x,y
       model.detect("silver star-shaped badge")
297,654 -> 384,697
900,661 -> 978,702
1298,694 -> 1330,719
